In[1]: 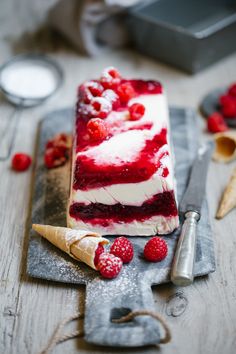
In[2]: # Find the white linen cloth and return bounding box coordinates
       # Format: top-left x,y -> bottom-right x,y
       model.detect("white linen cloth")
48,0 -> 143,55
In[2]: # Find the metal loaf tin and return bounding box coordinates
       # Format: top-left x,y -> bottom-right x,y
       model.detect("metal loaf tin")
128,0 -> 236,74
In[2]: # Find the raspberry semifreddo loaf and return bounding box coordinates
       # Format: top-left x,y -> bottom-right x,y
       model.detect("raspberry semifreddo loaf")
67,67 -> 179,236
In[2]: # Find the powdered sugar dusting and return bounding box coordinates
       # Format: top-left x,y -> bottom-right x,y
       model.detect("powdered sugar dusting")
101,66 -> 121,84
102,89 -> 119,102
84,81 -> 103,90
87,262 -> 140,303
91,96 -> 112,113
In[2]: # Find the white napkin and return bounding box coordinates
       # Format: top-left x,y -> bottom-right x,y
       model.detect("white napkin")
48,0 -> 143,55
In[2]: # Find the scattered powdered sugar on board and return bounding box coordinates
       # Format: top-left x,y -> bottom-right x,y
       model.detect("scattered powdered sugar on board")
86,264 -> 139,303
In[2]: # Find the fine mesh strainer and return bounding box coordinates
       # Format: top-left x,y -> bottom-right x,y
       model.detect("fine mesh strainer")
0,54 -> 63,160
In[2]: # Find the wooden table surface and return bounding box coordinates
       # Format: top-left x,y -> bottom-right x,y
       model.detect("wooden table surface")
0,33 -> 236,354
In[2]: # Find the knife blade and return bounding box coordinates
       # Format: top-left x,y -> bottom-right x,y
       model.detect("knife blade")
171,141 -> 214,286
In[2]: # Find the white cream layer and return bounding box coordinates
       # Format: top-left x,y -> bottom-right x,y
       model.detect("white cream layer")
68,214 -> 179,236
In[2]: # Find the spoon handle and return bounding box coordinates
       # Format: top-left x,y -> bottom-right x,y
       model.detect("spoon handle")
0,105 -> 23,161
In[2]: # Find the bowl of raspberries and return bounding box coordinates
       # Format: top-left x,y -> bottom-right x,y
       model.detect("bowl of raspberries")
200,82 -> 236,133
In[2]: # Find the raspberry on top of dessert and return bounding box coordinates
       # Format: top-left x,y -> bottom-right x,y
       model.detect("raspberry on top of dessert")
67,67 -> 179,236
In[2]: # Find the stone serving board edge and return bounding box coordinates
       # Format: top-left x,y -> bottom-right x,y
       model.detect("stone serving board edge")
26,107 -> 215,347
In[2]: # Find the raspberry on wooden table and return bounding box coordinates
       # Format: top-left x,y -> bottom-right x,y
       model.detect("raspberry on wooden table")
207,112 -> 228,133
98,253 -> 123,279
110,236 -> 134,263
11,153 -> 32,172
143,236 -> 168,262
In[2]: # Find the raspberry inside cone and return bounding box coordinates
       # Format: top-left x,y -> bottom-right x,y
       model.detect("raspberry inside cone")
98,253 -> 123,279
94,244 -> 104,267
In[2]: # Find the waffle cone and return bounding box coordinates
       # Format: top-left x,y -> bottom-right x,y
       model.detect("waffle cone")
32,224 -> 109,269
213,132 -> 236,163
216,167 -> 236,219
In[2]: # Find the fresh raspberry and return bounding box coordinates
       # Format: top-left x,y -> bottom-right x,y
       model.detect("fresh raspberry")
219,94 -> 232,107
87,81 -> 104,97
129,103 -> 145,121
98,253 -> 123,279
91,97 -> 112,119
219,94 -> 236,118
144,237 -> 168,262
228,83 -> 236,97
110,236 -> 134,263
94,244 -> 104,268
44,149 -> 55,168
222,103 -> 236,118
44,133 -> 71,169
53,133 -> 67,143
44,147 -> 67,169
207,112 -> 228,133
117,82 -> 136,104
101,67 -> 121,89
46,133 -> 69,149
87,118 -> 108,141
221,99 -> 236,118
102,89 -> 120,110
108,68 -> 121,80
131,80 -> 162,94
12,153 -> 32,172
144,80 -> 162,94
78,84 -> 92,104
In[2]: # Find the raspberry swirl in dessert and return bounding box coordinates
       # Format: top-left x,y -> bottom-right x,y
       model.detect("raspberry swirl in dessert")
68,67 -> 179,236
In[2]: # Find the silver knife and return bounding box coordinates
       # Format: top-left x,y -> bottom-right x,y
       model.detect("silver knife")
171,141 -> 214,286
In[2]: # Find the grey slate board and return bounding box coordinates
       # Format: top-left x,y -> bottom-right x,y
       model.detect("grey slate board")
27,107 -> 215,347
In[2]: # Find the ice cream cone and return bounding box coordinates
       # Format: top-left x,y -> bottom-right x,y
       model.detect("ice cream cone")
213,132 -> 236,163
32,224 -> 109,269
216,167 -> 236,219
